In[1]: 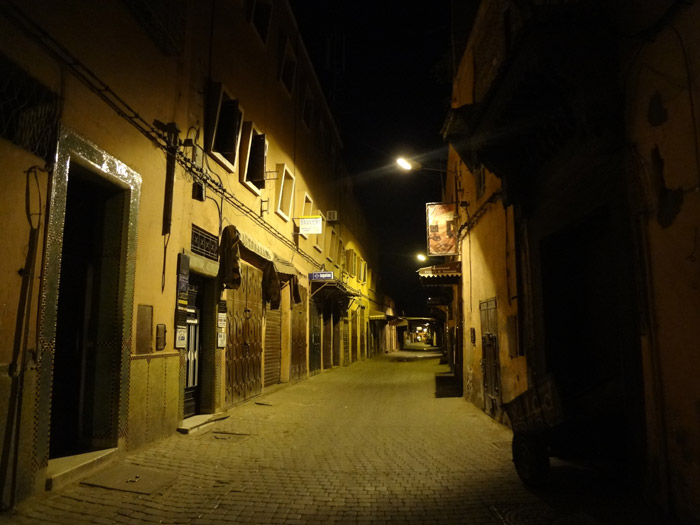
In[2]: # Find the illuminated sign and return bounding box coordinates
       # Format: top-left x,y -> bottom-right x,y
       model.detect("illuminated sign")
426,202 -> 457,256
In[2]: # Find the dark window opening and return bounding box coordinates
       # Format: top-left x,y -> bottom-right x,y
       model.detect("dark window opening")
475,163 -> 485,199
123,0 -> 185,55
206,84 -> 243,172
280,44 -> 297,94
248,0 -> 272,42
302,90 -> 314,128
246,132 -> 267,190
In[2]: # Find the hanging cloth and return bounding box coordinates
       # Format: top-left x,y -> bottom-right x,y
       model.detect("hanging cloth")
219,224 -> 241,289
263,260 -> 281,309
290,274 -> 302,304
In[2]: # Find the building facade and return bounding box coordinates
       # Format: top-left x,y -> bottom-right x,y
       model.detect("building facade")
445,0 -> 700,521
0,0 -> 387,507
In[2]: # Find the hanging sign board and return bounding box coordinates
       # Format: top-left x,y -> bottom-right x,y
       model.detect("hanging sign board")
299,216 -> 323,235
426,202 -> 458,256
309,271 -> 334,280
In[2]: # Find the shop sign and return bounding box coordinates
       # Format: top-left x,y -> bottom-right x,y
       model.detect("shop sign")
309,271 -> 334,280
299,216 -> 323,235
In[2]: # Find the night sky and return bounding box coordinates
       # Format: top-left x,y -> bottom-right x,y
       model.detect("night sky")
289,1 -> 452,315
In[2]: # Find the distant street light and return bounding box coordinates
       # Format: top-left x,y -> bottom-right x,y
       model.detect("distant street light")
416,253 -> 427,262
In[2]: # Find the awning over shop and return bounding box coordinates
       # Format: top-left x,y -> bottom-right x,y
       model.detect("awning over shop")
310,277 -> 359,304
369,310 -> 387,321
417,261 -> 461,286
272,255 -> 297,276
238,229 -> 273,261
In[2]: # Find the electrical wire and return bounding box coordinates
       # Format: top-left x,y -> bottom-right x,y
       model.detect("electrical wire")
0,1 -> 323,269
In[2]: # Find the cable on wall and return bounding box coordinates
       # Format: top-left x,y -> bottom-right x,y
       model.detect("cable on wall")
0,1 -> 322,269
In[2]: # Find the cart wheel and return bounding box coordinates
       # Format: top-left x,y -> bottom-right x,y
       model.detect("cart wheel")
512,433 -> 550,487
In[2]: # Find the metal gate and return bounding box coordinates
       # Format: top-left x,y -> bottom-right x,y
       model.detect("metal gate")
332,312 -> 341,367
351,309 -> 358,362
323,305 -> 332,369
225,262 -> 263,406
480,297 -> 501,417
359,307 -> 366,360
184,283 -> 200,418
342,318 -> 350,366
309,299 -> 321,375
264,308 -> 282,387
290,285 -> 307,381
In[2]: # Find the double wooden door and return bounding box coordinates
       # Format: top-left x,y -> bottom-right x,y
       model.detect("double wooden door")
225,262 -> 263,405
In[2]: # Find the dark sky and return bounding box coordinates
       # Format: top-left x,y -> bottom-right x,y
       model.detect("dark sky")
289,1 -> 453,315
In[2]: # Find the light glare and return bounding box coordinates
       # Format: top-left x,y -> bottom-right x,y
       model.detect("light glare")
396,157 -> 412,171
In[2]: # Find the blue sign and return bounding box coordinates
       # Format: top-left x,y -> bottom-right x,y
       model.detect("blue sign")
309,271 -> 334,280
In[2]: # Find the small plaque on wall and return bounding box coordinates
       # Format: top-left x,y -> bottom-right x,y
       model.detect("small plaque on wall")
175,327 -> 187,349
217,331 -> 226,348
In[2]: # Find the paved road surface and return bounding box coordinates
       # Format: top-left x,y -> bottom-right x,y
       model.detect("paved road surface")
1,352 -> 659,524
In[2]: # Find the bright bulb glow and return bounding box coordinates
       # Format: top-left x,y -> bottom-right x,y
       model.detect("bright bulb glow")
396,157 -> 413,171
416,254 -> 427,262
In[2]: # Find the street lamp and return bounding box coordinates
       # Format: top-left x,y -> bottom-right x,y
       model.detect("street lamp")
416,253 -> 427,262
396,156 -> 445,197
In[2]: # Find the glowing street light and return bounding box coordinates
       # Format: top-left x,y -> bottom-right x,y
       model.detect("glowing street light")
416,253 -> 427,262
396,157 -> 420,171
396,156 -> 445,196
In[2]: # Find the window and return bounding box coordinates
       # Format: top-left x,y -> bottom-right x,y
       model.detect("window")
124,0 -> 185,55
346,248 -> 357,277
280,39 -> 297,94
337,239 -> 344,269
239,121 -> 267,194
275,164 -> 295,221
206,83 -> 244,173
313,212 -> 324,252
299,193 -> 313,239
326,228 -> 337,262
358,259 -> 367,283
316,118 -> 325,154
0,54 -> 60,162
190,224 -> 219,261
301,88 -> 314,129
475,162 -> 485,199
247,0 -> 272,43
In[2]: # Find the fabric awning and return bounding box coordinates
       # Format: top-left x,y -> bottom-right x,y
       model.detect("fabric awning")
272,255 -> 297,276
310,278 -> 359,303
238,229 -> 273,261
369,310 -> 387,321
417,261 -> 461,286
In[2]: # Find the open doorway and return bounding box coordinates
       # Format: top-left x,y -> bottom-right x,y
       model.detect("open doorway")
50,163 -> 126,459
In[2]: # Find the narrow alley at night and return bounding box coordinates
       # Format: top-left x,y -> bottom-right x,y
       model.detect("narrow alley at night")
1,0 -> 700,524
1,352 -> 657,524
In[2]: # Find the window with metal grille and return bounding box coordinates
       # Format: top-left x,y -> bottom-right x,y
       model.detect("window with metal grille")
191,224 -> 219,261
0,53 -> 60,162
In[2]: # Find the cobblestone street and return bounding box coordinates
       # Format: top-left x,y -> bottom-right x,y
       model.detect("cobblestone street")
1,353 -> 658,524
